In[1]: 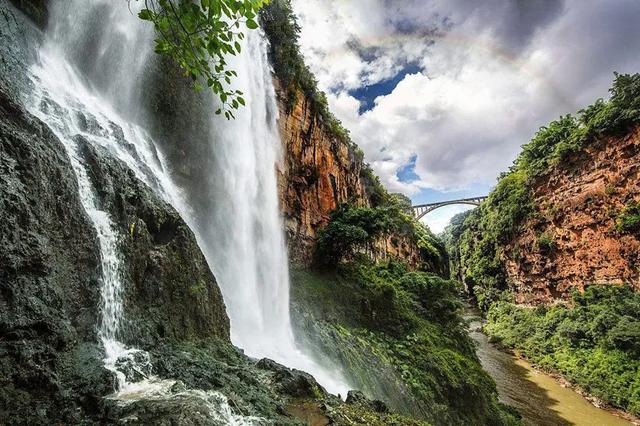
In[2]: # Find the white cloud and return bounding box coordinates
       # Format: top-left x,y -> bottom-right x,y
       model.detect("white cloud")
420,204 -> 474,234
291,0 -> 640,204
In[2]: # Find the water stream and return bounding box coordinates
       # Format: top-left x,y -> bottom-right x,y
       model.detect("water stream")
465,308 -> 632,426
27,0 -> 349,403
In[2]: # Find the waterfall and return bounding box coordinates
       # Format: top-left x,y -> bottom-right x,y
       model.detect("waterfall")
196,29 -> 351,396
29,0 -> 350,398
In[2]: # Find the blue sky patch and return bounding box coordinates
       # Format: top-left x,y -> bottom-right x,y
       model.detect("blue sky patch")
396,154 -> 420,183
349,63 -> 422,114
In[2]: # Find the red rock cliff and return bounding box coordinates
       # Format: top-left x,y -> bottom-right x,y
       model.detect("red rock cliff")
503,127 -> 640,304
274,82 -> 367,265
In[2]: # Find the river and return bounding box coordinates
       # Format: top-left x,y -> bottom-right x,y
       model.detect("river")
465,309 -> 632,426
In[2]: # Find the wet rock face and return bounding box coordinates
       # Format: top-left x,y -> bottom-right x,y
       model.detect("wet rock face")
0,85 -> 109,423
503,127 -> 640,303
74,136 -> 230,347
8,0 -> 48,29
257,358 -> 324,399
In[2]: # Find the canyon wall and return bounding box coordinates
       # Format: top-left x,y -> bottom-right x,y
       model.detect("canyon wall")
504,127 -> 640,304
274,83 -> 368,265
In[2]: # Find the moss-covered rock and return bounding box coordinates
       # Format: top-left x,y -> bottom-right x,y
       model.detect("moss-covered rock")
290,265 -> 522,425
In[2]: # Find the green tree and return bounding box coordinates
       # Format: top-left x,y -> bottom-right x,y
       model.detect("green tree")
136,0 -> 269,119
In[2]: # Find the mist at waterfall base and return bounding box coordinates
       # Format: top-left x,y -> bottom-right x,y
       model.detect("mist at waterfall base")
28,0 -> 351,400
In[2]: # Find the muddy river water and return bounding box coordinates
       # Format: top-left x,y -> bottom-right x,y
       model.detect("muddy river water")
465,309 -> 632,426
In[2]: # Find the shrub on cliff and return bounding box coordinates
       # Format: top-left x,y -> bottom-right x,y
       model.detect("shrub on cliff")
315,199 -> 447,273
615,200 -> 640,235
485,285 -> 640,415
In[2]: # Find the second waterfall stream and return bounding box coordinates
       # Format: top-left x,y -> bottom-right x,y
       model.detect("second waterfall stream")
28,0 -> 350,399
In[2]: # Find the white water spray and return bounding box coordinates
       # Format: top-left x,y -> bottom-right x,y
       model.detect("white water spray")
195,30 -> 351,396
29,0 -> 351,399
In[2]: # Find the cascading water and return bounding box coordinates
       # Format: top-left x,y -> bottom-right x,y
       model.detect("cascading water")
195,29 -> 351,396
28,0 -> 351,400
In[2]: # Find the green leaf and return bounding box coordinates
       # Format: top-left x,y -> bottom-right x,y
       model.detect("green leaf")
138,9 -> 153,21
246,18 -> 258,29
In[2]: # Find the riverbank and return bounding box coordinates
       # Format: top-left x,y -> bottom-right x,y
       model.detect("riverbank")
465,309 -> 635,425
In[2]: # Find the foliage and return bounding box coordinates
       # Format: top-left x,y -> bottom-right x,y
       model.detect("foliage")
453,170 -> 532,309
485,285 -> 640,415
260,0 -> 356,147
291,263 -> 521,425
616,200 -> 640,235
536,232 -> 556,254
136,0 -> 268,119
360,164 -> 388,207
330,402 -> 432,426
315,198 -> 447,273
513,72 -> 640,177
441,210 -> 473,281
315,204 -> 396,267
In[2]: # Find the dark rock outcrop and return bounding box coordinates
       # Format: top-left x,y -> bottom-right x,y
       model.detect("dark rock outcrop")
0,83 -> 108,424
74,136 -> 230,347
257,358 -> 324,399
346,390 -> 389,414
8,0 -> 48,29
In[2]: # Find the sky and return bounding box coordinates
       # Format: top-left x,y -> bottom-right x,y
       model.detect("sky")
290,0 -> 640,233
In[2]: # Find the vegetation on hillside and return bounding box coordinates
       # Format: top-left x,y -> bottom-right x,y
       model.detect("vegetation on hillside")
485,285 -> 640,415
137,0 -> 268,118
441,210 -> 473,282
291,262 -> 521,426
616,200 -> 640,235
314,194 -> 447,274
449,73 -> 640,309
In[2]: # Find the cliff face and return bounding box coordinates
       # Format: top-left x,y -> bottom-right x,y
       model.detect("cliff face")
503,127 -> 640,304
275,82 -> 368,264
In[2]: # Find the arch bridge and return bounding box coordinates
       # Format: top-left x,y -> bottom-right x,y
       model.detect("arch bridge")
412,196 -> 488,220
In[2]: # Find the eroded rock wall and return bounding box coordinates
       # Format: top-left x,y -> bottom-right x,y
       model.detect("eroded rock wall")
503,127 -> 640,303
274,83 -> 430,269
275,82 -> 369,265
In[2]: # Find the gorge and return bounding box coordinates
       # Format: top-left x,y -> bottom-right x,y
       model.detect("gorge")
0,0 -> 511,424
1,0 -> 639,425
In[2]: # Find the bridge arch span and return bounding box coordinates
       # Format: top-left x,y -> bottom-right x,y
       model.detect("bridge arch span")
412,196 -> 487,220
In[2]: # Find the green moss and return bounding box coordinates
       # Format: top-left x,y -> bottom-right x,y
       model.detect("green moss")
290,264 -> 521,425
536,233 -> 556,255
485,285 -> 640,415
331,399 -> 432,425
188,280 -> 207,296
